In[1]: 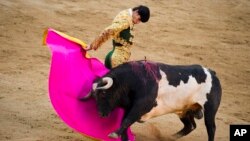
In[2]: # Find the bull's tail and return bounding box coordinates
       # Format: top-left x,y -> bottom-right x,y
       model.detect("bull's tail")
204,73 -> 222,141
208,69 -> 216,76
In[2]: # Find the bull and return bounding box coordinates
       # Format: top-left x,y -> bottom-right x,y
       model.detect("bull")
82,60 -> 222,141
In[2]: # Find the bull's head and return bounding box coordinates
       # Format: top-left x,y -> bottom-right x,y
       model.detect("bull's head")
81,77 -> 115,117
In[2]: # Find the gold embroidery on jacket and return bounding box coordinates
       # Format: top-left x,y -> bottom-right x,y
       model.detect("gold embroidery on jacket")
91,9 -> 135,67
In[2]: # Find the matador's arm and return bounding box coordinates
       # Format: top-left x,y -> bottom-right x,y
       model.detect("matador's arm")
90,19 -> 130,50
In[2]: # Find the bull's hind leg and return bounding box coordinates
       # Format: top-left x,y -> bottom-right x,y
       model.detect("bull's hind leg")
173,111 -> 196,139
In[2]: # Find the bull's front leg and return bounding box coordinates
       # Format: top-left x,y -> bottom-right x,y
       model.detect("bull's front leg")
108,107 -> 135,141
108,118 -> 131,141
109,102 -> 154,141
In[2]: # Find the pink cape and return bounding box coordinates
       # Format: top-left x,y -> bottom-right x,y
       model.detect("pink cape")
43,28 -> 135,141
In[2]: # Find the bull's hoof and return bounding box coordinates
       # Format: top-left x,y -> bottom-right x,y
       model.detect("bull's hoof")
173,133 -> 183,139
108,132 -> 119,139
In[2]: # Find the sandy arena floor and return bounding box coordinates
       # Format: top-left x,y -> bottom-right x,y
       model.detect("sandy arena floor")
0,0 -> 250,141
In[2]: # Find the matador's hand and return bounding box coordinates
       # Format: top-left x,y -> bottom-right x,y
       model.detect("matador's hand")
85,45 -> 92,51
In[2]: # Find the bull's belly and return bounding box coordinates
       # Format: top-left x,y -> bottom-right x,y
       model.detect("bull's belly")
140,97 -> 200,121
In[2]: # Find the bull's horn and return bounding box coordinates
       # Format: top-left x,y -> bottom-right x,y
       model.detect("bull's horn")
96,77 -> 113,90
92,83 -> 98,91
79,92 -> 92,101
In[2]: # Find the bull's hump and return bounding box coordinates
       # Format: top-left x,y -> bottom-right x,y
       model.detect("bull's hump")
130,61 -> 161,81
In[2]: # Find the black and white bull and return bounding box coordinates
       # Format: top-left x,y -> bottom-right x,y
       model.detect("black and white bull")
82,60 -> 222,141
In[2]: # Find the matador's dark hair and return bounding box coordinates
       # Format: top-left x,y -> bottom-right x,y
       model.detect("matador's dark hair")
133,5 -> 150,23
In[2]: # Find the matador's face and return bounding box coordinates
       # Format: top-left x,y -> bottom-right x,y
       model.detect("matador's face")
132,10 -> 141,24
